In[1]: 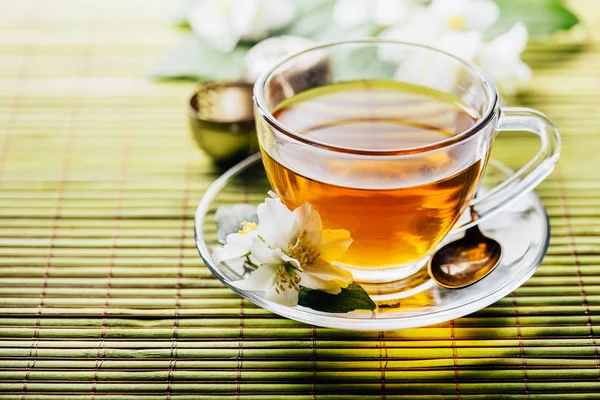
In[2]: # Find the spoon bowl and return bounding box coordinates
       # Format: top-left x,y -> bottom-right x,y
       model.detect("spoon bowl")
428,224 -> 503,289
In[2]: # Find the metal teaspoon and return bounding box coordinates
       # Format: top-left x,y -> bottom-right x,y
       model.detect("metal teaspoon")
428,209 -> 503,289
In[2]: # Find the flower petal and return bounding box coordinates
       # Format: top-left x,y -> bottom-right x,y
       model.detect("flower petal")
490,22 -> 529,55
212,245 -> 241,264
280,252 -> 301,269
299,272 -> 344,295
476,23 -> 531,95
431,0 -> 499,32
261,0 -> 296,31
212,249 -> 246,275
231,0 -> 261,38
318,229 -> 353,262
257,198 -> 299,249
293,203 -> 322,246
439,30 -> 482,61
226,231 -> 257,249
464,0 -> 499,32
188,0 -> 241,53
301,258 -> 353,286
374,0 -> 409,27
332,0 -> 371,29
250,237 -> 284,266
232,265 -> 277,291
265,284 -> 299,306
212,231 -> 258,274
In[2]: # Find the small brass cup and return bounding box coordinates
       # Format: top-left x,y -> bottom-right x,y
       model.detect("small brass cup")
187,81 -> 258,167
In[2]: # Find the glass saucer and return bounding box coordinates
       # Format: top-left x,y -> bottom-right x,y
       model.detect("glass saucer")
194,153 -> 550,331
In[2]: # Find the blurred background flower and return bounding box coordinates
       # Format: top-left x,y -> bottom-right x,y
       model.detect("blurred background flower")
153,0 -> 581,96
332,0 -> 411,29
188,0 -> 296,52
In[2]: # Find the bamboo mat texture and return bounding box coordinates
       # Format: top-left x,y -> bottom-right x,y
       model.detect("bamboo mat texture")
1,0 -> 600,398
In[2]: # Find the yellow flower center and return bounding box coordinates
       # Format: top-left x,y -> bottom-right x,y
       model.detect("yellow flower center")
449,15 -> 466,30
287,231 -> 320,267
238,221 -> 258,235
274,265 -> 301,294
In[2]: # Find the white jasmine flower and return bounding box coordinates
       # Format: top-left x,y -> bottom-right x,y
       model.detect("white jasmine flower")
476,23 -> 532,95
377,0 -> 496,57
212,220 -> 259,274
379,9 -> 483,91
378,7 -> 438,50
378,3 -> 531,94
379,7 -> 483,57
213,198 -> 353,306
233,237 -> 303,306
438,30 -> 484,61
188,0 -> 296,53
430,0 -> 500,32
333,0 -> 411,29
392,31 -> 482,92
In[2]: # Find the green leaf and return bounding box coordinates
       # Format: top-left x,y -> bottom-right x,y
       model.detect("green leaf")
489,0 -> 580,41
150,34 -> 249,81
214,204 -> 258,244
298,282 -> 376,313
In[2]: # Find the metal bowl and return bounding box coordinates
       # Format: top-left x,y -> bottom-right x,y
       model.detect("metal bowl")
187,81 -> 258,167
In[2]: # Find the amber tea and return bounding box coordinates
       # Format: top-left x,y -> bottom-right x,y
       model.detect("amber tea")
261,80 -> 485,268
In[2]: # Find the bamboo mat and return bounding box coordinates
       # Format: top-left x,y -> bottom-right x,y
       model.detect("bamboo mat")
1,0 -> 600,398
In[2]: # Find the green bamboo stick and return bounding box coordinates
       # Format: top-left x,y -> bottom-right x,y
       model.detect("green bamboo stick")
1,304 -> 599,317
0,184 -> 586,199
0,381 -> 598,394
0,258 -> 208,268
4,274 -> 600,287
476,304 -> 600,315
0,225 -> 598,240
0,230 -> 196,239
3,245 -> 598,259
0,357 -> 598,371
0,287 -> 234,297
5,240 -> 596,257
0,219 -> 189,228
0,248 -> 202,258
0,307 -> 270,316
0,338 -> 598,351
2,313 -> 600,330
0,345 -> 596,359
0,337 -> 598,349
0,396 -> 590,400
0,277 -> 222,286
0,368 -> 599,382
2,294 -> 600,308
0,277 -> 223,287
3,264 -> 600,279
0,190 -> 592,207
0,396 -> 599,400
1,254 -> 600,269
1,281 -> 599,296
1,325 -> 600,340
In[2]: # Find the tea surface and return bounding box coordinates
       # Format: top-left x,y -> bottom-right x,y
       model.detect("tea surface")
264,80 -> 484,267
274,80 -> 479,151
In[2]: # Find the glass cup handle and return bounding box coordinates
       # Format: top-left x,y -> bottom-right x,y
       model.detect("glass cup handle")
454,107 -> 561,233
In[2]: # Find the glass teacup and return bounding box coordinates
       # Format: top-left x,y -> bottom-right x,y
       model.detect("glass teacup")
253,40 -> 560,283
